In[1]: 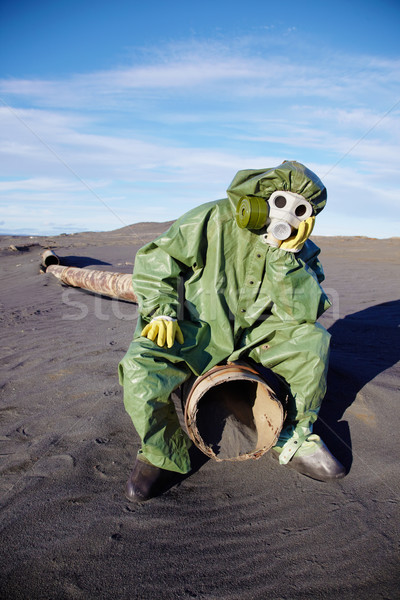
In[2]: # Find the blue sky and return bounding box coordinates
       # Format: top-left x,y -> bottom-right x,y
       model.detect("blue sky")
0,0 -> 399,237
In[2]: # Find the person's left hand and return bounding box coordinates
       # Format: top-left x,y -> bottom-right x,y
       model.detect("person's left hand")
281,216 -> 315,252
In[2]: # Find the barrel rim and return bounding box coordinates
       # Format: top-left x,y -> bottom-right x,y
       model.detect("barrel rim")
184,361 -> 285,462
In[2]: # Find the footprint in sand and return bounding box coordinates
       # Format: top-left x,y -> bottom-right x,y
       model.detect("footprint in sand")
32,454 -> 75,476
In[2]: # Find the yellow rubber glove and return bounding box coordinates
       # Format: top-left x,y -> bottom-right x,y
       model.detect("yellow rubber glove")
141,316 -> 184,348
281,216 -> 315,252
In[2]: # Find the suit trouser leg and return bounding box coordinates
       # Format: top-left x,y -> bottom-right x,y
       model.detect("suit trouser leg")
119,337 -> 193,474
247,321 -> 330,461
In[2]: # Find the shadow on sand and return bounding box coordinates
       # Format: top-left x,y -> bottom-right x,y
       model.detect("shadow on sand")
60,255 -> 112,268
315,299 -> 400,470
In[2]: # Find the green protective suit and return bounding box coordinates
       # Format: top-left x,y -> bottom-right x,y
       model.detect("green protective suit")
119,161 -> 331,473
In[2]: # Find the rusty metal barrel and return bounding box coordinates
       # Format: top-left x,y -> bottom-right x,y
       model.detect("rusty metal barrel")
183,362 -> 285,462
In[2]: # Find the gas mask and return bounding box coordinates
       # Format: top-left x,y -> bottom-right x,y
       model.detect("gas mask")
235,191 -> 313,248
265,190 -> 313,247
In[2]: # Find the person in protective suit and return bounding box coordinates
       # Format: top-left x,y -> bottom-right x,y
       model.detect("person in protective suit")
118,160 -> 346,501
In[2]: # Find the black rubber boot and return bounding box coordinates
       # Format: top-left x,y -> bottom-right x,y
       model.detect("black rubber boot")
125,457 -> 181,502
272,443 -> 346,482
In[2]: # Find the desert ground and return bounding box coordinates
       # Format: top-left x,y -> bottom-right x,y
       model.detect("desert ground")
1,224 -> 399,599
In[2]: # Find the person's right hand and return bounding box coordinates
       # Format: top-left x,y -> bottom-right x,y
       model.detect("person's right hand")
141,316 -> 184,348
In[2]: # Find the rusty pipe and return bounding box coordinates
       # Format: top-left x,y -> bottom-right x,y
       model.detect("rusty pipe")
46,264 -> 137,302
41,249 -> 60,267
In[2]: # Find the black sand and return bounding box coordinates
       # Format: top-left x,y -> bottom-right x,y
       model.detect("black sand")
1,226 -> 399,599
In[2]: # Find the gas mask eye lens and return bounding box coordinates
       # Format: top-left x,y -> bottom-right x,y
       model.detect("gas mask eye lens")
295,204 -> 307,217
274,196 -> 286,209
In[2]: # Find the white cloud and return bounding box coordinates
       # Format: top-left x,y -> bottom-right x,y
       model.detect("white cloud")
0,177 -> 109,193
2,41 -> 399,108
0,37 -> 399,237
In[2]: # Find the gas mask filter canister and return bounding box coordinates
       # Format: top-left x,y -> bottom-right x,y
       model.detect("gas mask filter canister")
235,195 -> 269,230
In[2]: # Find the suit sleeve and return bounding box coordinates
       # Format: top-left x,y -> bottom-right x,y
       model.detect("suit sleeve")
300,239 -> 331,317
132,206 -> 209,320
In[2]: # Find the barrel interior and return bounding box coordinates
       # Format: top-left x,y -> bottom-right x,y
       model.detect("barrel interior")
194,378 -> 280,460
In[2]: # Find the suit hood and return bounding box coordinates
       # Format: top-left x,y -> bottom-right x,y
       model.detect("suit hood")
226,160 -> 327,216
